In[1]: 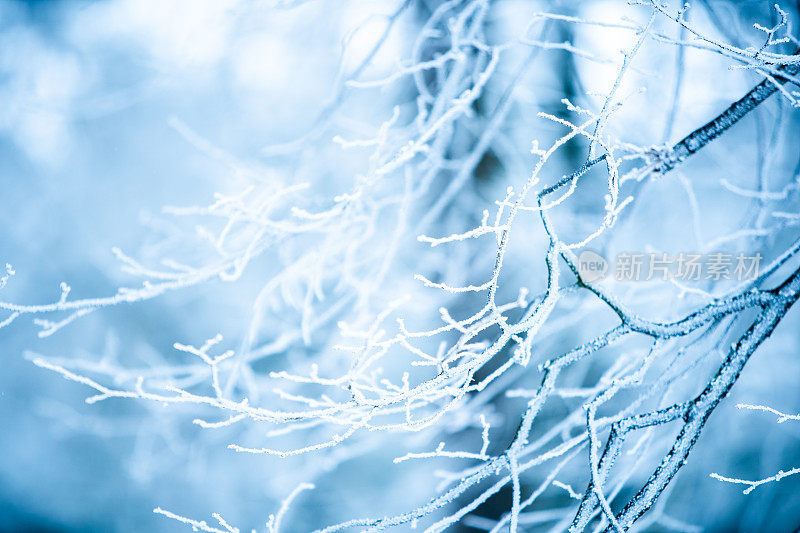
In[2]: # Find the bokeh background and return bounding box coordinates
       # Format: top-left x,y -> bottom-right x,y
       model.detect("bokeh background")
1,0 -> 799,531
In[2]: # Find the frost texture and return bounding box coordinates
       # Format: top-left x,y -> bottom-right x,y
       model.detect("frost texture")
1,0 -> 800,531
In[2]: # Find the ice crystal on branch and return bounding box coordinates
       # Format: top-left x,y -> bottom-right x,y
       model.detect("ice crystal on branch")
2,0 -> 800,531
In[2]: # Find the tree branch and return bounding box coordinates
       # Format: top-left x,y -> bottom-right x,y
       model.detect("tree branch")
656,52 -> 800,173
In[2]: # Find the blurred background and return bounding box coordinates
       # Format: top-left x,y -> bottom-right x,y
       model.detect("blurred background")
1,0 -> 799,531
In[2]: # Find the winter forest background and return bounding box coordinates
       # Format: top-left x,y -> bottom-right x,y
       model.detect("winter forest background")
1,0 -> 799,531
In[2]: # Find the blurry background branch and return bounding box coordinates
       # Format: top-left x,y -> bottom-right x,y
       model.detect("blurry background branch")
0,0 -> 799,532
